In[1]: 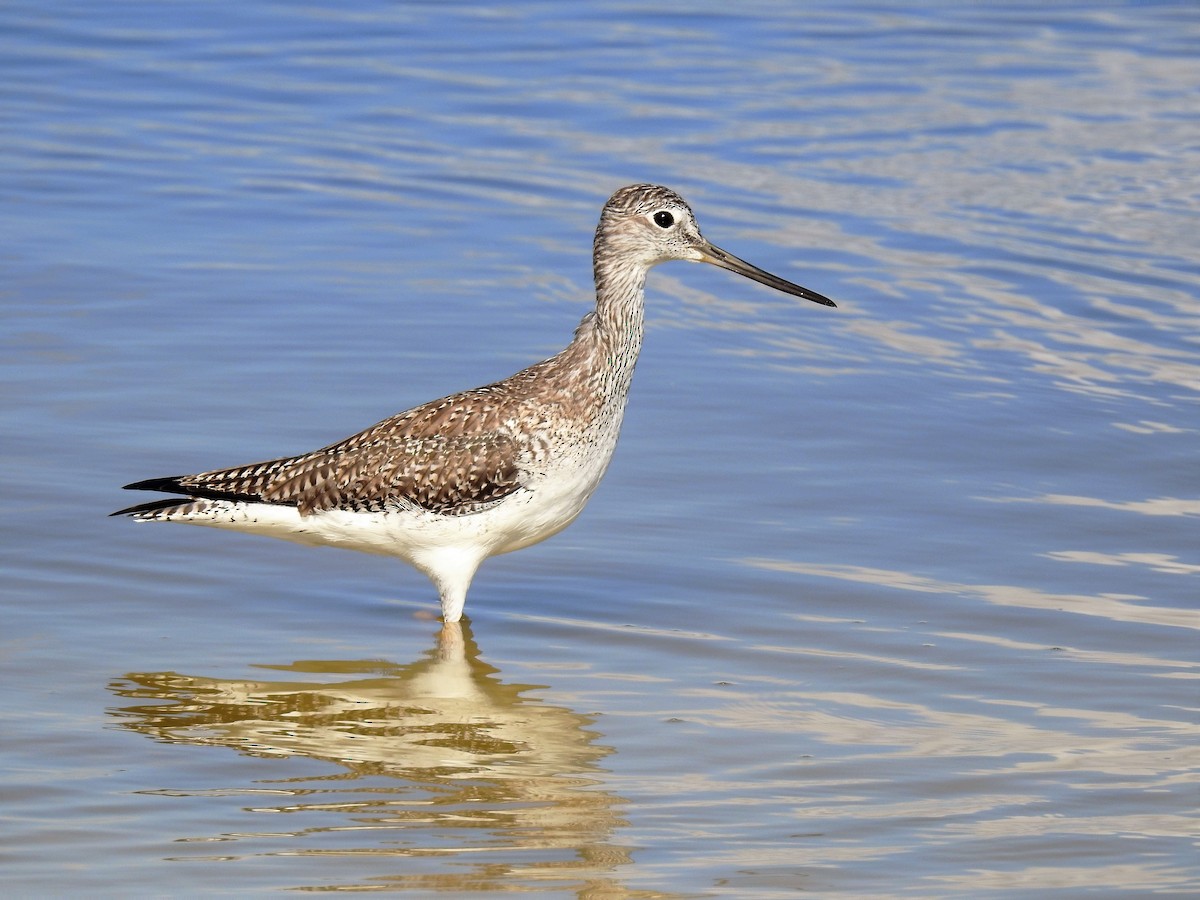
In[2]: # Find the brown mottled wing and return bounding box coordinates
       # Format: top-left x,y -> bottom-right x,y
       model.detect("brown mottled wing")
123,388 -> 528,516
261,430 -> 523,515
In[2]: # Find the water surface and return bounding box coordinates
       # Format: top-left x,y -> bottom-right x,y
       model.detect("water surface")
3,2 -> 1198,896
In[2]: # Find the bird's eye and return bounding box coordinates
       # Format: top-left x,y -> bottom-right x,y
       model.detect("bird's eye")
653,210 -> 674,229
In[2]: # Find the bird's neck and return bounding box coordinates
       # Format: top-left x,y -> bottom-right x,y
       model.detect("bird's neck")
587,250 -> 647,392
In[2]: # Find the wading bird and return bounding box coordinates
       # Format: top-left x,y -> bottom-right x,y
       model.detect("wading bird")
114,184 -> 835,621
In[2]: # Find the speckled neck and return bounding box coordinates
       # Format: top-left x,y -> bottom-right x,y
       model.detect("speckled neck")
588,216 -> 649,394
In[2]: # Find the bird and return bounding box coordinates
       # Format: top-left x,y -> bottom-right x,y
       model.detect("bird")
113,184 -> 836,622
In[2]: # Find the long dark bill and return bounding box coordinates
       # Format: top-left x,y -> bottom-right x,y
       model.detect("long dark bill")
700,241 -> 836,308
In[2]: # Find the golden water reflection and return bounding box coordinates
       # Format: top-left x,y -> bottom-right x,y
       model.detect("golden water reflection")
108,622 -> 650,894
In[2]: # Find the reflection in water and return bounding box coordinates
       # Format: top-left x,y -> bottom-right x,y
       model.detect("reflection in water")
108,623 -> 640,893
993,493 -> 1200,518
746,558 -> 1200,632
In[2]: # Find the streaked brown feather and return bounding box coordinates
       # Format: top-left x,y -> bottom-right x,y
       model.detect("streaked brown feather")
131,352 -> 600,516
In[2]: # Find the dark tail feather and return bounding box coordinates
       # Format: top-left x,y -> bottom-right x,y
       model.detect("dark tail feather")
113,476 -> 196,517
110,497 -> 197,518
122,476 -> 193,495
117,475 -> 274,507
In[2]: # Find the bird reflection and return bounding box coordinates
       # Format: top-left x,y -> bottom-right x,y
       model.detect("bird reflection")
108,621 -> 639,892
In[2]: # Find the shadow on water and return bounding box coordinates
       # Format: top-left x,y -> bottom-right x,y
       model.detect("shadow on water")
106,621 -> 664,895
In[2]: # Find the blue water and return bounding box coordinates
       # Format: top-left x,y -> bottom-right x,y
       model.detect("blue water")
3,2 -> 1198,896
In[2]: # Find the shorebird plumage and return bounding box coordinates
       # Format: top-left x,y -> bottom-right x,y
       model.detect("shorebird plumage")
113,184 -> 835,622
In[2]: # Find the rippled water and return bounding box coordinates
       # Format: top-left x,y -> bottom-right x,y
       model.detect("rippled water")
3,2 -> 1198,896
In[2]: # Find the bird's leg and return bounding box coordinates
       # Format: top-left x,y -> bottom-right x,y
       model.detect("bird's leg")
417,549 -> 483,623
